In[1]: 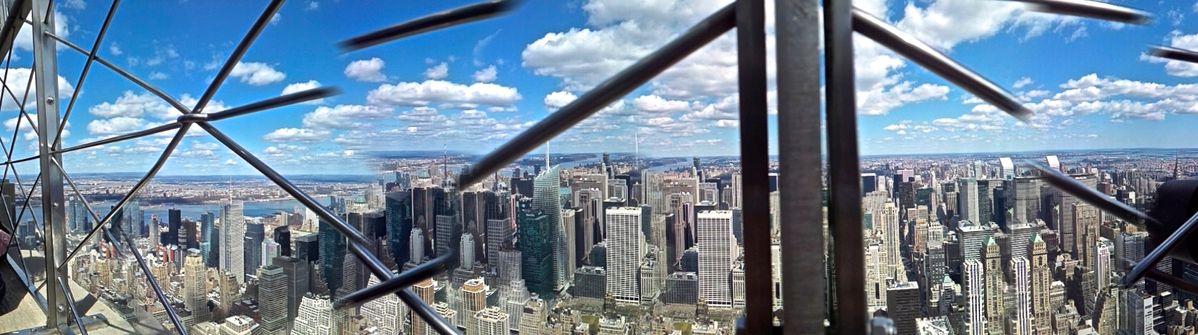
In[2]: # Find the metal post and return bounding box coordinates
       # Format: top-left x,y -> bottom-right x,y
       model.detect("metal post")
822,0 -> 865,333
736,0 -> 773,332
775,0 -> 827,332
30,0 -> 68,330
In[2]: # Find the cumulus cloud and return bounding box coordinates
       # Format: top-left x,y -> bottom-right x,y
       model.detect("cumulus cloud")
345,58 -> 386,82
281,80 -> 324,104
263,128 -> 330,142
473,65 -> 497,83
367,80 -> 521,108
231,62 -> 286,85
1144,31 -> 1198,77
633,95 -> 691,113
302,105 -> 392,129
87,117 -> 145,135
1013,77 -> 1033,89
544,91 -> 577,109
424,62 -> 449,80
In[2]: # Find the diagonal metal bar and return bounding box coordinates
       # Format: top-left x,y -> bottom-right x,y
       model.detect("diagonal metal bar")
1123,210 -> 1198,288
116,227 -> 186,334
46,32 -> 191,114
56,279 -> 89,335
52,156 -> 123,274
196,121 -> 460,334
852,7 -> 1032,122
340,0 -> 518,51
55,0 -> 121,150
334,252 -> 454,308
1010,0 -> 1150,24
826,0 -> 865,333
2,86 -> 338,166
1146,268 -> 1198,294
191,0 -> 285,114
0,0 -> 29,58
57,126 -> 191,272
1149,46 -> 1198,65
1027,161 -> 1159,228
458,2 -> 735,188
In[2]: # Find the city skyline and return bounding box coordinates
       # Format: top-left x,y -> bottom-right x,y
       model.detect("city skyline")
6,0 -> 1195,176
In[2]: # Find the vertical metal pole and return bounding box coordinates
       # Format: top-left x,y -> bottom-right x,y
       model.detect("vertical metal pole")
775,0 -> 827,332
30,0 -> 67,329
736,0 -> 773,332
823,0 -> 866,333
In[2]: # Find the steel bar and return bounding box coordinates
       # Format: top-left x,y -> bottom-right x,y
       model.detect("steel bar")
1149,46 -> 1198,65
735,0 -> 772,332
1146,268 -> 1198,295
774,0 -> 826,331
1027,161 -> 1159,228
57,126 -> 191,272
55,0 -> 120,149
195,121 -> 460,334
1123,209 -> 1198,288
52,156 -> 121,274
0,0 -> 29,58
340,0 -> 517,51
31,0 -> 68,326
458,3 -> 736,189
824,0 -> 865,333
6,253 -> 48,312
334,252 -> 454,308
1011,0 -> 1150,24
116,228 -> 187,334
56,279 -> 89,335
852,8 -> 1032,122
46,33 -> 191,114
2,86 -> 338,166
192,0 -> 284,114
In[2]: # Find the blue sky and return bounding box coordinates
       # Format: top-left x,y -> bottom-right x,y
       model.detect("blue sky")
8,0 -> 1198,175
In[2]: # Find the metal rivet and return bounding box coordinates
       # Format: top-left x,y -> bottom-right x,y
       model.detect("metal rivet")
46,97 -> 54,105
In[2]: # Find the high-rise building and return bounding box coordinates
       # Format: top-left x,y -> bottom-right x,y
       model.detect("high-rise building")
533,166 -> 568,291
272,225 -> 291,257
219,315 -> 258,335
318,219 -> 346,292
360,276 -> 402,335
958,178 -> 980,224
292,294 -> 337,335
1060,174 -> 1096,257
1029,234 -> 1052,335
184,249 -> 210,324
244,223 -> 264,280
273,256 -> 309,321
887,281 -> 920,335
220,201 -> 246,283
983,237 -> 1003,335
1010,257 -> 1031,335
462,277 -> 489,334
1007,177 -> 1042,226
519,199 -> 555,297
202,212 -> 220,267
410,279 -> 437,335
474,307 -> 509,335
261,238 -> 280,268
606,207 -> 647,304
1119,288 -> 1152,335
963,260 -> 986,335
519,297 -> 547,335
385,191 -> 413,266
257,265 -> 288,334
697,210 -> 737,308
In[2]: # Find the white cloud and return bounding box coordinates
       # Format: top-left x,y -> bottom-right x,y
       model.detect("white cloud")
14,11 -> 70,51
87,117 -> 144,135
281,80 -> 324,104
857,81 -> 950,116
0,68 -> 73,111
61,0 -> 85,9
108,42 -> 122,56
544,90 -> 577,109
472,65 -> 497,83
424,62 -> 449,80
263,128 -> 329,142
230,62 -> 286,85
301,104 -> 392,129
344,58 -> 386,82
149,71 -> 169,80
367,80 -> 521,108
632,95 -> 691,113
306,1 -> 319,10
1013,77 -> 1033,89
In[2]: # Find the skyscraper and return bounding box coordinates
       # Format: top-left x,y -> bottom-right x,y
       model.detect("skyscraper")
385,191 -> 413,266
292,294 -> 337,334
360,276 -> 402,334
411,279 -> 436,335
958,178 -> 980,225
274,256 -> 309,321
474,307 -> 510,335
963,260 -> 985,335
257,265 -> 287,334
983,237 -> 1003,335
533,165 -> 567,291
319,219 -> 346,292
244,223 -> 264,280
220,201 -> 246,283
202,212 -> 220,268
519,200 -> 554,297
697,210 -> 737,308
184,249 -> 209,324
1029,234 -> 1052,334
886,281 -> 920,335
606,206 -> 646,304
1010,257 -> 1031,335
